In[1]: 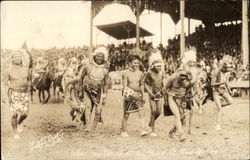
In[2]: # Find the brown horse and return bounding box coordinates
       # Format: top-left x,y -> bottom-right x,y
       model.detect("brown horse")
31,71 -> 54,104
53,74 -> 64,102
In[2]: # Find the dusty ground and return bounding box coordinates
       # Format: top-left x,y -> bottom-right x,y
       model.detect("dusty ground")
1,89 -> 249,160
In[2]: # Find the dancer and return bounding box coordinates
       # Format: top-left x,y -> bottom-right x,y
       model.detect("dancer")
63,57 -> 86,126
211,55 -> 233,130
164,49 -> 197,141
3,50 -> 32,139
75,46 -> 109,132
121,54 -> 148,137
144,51 -> 164,137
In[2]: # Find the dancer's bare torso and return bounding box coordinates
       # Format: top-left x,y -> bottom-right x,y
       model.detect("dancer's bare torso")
123,69 -> 143,93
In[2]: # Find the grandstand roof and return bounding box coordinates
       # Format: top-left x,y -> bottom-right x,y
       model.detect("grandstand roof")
92,0 -> 242,24
96,20 -> 154,39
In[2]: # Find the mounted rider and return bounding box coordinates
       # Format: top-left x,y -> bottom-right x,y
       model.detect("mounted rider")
33,56 -> 48,90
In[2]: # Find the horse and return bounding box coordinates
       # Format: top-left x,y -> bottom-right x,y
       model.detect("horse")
53,74 -> 64,102
31,70 -> 54,104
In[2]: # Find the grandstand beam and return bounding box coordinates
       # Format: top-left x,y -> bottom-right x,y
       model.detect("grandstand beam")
180,0 -> 185,57
242,0 -> 249,67
188,18 -> 190,36
90,1 -> 93,55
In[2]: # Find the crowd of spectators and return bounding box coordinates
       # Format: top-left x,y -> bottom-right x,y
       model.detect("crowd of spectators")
107,40 -> 154,71
160,23 -> 248,81
1,23 -> 248,82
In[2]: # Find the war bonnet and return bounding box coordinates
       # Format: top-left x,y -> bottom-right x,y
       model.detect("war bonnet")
148,50 -> 163,70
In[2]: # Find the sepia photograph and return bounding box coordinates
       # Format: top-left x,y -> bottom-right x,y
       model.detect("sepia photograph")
1,0 -> 249,160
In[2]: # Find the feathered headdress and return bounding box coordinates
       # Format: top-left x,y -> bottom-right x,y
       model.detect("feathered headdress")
92,46 -> 108,62
181,48 -> 197,64
148,50 -> 163,70
219,55 -> 233,68
10,49 -> 31,67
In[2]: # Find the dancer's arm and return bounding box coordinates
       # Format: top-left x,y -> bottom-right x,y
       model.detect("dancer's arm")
144,72 -> 154,98
211,70 -> 225,86
3,69 -> 10,103
164,72 -> 177,89
122,71 -> 128,95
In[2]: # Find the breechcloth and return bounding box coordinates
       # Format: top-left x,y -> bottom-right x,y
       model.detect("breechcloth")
123,87 -> 144,113
9,89 -> 29,115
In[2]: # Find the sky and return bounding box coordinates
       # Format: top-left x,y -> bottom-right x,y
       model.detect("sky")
1,1 -> 202,49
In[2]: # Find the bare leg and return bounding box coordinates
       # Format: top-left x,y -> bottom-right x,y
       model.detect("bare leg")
83,91 -> 92,132
11,112 -> 19,138
121,113 -> 129,132
93,104 -> 102,129
17,107 -> 29,133
213,91 -> 222,130
148,97 -> 157,132
148,97 -> 162,134
188,109 -> 193,134
221,92 -> 233,107
137,109 -> 148,136
168,95 -> 183,134
18,114 -> 28,125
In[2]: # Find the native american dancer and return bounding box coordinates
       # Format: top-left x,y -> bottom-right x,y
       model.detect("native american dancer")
32,56 -> 48,90
121,54 -> 148,137
62,57 -> 86,126
211,55 -> 233,130
144,51 -> 165,137
193,68 -> 211,114
72,46 -> 109,132
3,50 -> 32,139
164,49 -> 198,141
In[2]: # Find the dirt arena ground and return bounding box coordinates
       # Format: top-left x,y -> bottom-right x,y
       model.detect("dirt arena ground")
1,90 -> 249,160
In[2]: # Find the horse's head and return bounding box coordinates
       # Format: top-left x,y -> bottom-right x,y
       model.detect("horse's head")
46,70 -> 55,81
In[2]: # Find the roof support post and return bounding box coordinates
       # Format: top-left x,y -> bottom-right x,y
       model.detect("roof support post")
90,1 -> 93,55
136,0 -> 141,53
180,0 -> 185,57
160,12 -> 163,44
187,18 -> 190,46
242,0 -> 249,67
122,25 -> 131,39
